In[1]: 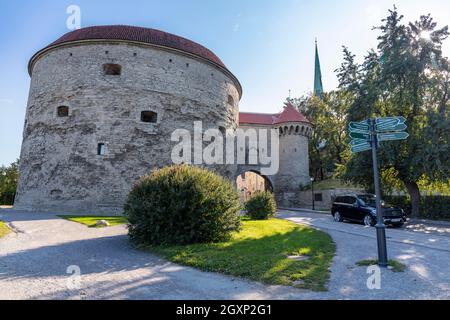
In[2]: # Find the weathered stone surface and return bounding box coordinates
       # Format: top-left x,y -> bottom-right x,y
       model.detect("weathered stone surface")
15,42 -> 240,214
15,33 -> 311,214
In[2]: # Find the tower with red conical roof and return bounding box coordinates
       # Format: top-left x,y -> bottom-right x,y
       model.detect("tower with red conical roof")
274,103 -> 312,205
239,103 -> 313,207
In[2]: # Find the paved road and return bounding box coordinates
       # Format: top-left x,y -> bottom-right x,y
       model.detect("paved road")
0,209 -> 449,300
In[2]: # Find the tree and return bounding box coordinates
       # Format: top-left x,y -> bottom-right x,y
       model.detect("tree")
339,7 -> 450,216
289,92 -> 351,181
0,160 -> 19,205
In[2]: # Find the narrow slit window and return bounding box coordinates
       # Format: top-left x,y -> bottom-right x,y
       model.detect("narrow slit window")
103,63 -> 121,76
97,143 -> 105,156
141,111 -> 158,123
57,106 -> 69,117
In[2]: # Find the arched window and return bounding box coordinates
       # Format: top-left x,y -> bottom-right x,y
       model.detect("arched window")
295,126 -> 299,133
57,106 -> 69,117
141,111 -> 158,123
289,126 -> 294,134
103,63 -> 122,76
279,127 -> 283,135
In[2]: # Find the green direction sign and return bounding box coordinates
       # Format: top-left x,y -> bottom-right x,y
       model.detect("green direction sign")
350,132 -> 370,140
377,132 -> 409,142
351,142 -> 372,153
376,123 -> 407,132
376,116 -> 406,130
349,121 -> 369,132
350,138 -> 369,146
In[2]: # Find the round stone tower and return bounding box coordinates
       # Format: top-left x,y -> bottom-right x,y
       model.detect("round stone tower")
14,25 -> 242,214
274,104 -> 313,207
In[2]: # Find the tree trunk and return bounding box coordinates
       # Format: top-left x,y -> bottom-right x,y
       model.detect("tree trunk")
404,181 -> 421,217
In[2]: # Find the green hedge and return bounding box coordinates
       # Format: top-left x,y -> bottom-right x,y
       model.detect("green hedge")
384,195 -> 450,220
124,164 -> 242,246
245,191 -> 277,220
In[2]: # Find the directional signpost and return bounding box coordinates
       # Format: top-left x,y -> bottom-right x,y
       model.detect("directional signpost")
348,116 -> 409,268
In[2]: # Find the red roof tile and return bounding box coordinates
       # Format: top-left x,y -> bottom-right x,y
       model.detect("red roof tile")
239,103 -> 311,125
47,26 -> 224,67
274,103 -> 310,124
239,113 -> 278,125
28,25 -> 241,91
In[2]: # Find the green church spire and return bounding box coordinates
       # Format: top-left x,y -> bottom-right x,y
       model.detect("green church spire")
314,39 -> 324,98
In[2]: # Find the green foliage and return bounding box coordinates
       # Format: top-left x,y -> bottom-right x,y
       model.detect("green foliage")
0,221 -> 11,238
124,165 -> 242,246
356,259 -> 406,272
337,7 -> 450,216
0,160 -> 19,205
384,195 -> 450,220
244,191 -> 277,220
291,91 -> 352,181
150,218 -> 336,291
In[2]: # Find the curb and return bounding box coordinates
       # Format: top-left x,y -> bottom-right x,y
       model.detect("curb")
279,207 -> 331,214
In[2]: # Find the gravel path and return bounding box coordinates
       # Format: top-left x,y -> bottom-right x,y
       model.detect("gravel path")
1,209 -> 449,300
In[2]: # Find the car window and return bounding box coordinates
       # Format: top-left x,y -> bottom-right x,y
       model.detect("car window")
346,196 -> 357,204
358,195 -> 377,207
334,197 -> 344,203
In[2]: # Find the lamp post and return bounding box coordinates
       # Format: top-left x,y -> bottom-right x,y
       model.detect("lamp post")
310,177 -> 315,210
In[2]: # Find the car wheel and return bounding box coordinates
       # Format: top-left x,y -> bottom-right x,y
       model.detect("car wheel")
333,211 -> 343,222
364,214 -> 375,227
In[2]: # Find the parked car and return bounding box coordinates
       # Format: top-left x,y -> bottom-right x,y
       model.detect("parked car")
331,194 -> 407,227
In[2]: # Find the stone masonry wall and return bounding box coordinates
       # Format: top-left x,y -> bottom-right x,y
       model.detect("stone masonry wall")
15,42 -> 240,214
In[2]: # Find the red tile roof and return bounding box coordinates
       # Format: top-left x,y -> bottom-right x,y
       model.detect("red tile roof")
28,25 -> 242,96
238,113 -> 279,125
239,103 -> 311,125
45,25 -> 226,67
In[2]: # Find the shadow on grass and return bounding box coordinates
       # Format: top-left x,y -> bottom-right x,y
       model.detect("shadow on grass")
149,220 -> 336,291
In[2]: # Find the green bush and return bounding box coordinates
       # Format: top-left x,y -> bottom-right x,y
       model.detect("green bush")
124,165 -> 241,246
245,191 -> 277,220
384,195 -> 450,220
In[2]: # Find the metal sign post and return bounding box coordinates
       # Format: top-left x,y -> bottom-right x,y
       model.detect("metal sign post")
369,119 -> 388,267
348,116 -> 408,268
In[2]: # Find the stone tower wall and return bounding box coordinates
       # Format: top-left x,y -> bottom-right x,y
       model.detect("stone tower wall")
275,122 -> 312,207
15,42 -> 240,214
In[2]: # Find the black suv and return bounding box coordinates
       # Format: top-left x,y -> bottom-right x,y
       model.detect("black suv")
331,194 -> 407,227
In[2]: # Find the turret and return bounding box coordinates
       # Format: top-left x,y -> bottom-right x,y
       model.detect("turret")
274,103 -> 313,206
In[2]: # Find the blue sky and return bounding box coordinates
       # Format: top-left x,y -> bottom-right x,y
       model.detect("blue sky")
1,0 -> 449,166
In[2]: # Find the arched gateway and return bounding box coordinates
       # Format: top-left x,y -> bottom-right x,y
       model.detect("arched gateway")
238,104 -> 313,208
14,25 -> 312,214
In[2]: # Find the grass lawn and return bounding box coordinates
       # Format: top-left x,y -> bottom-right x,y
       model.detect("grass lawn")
0,220 -> 11,238
356,259 -> 406,272
149,218 -> 336,291
58,215 -> 127,228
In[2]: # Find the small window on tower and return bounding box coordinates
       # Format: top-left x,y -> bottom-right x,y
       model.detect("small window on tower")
57,106 -> 69,117
141,111 -> 158,123
97,143 -> 106,156
103,63 -> 122,76
228,95 -> 234,106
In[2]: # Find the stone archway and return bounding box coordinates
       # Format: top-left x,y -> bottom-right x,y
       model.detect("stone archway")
235,170 -> 274,203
